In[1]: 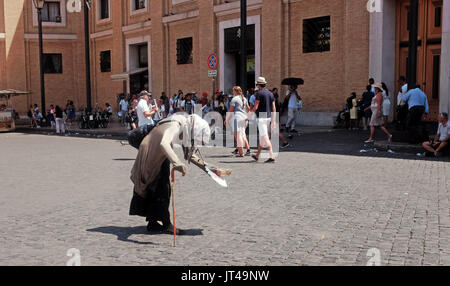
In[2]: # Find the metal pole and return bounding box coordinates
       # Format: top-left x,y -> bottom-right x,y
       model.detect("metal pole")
84,1 -> 92,111
407,0 -> 419,90
240,0 -> 247,93
37,8 -> 46,113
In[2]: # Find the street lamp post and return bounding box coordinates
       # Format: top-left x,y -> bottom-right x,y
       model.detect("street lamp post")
84,0 -> 92,111
240,0 -> 247,94
407,0 -> 419,90
33,0 -> 46,114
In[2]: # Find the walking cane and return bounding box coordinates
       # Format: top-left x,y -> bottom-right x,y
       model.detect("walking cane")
170,168 -> 176,247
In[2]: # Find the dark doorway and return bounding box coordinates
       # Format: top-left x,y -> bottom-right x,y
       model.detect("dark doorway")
130,71 -> 148,96
224,25 -> 255,93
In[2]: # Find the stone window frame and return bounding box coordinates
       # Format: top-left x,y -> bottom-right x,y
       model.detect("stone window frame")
96,0 -> 112,24
32,0 -> 67,28
172,0 -> 195,6
130,0 -> 149,16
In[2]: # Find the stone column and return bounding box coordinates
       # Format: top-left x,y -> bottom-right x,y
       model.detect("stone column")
111,0 -> 125,96
368,0 -> 396,120
4,0 -> 28,111
440,0 -> 450,114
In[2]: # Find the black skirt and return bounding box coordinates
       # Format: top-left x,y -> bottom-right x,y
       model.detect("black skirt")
129,159 -> 172,224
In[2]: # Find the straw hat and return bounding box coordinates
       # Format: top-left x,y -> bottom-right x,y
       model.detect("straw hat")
256,76 -> 267,85
373,83 -> 384,92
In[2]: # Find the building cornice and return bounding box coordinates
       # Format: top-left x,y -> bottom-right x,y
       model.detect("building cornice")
214,0 -> 262,16
90,29 -> 113,39
162,10 -> 199,24
24,33 -> 78,41
122,21 -> 152,34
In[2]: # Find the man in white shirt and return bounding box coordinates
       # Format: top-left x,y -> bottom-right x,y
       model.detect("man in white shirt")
422,112 -> 449,157
119,96 -> 129,123
137,91 -> 157,127
396,76 -> 408,129
285,85 -> 301,133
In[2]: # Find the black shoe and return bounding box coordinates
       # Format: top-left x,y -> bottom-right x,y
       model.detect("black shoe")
288,134 -> 294,140
163,224 -> 185,235
290,129 -> 298,133
251,155 -> 259,161
265,158 -> 275,163
231,149 -> 238,155
281,142 -> 290,148
147,221 -> 165,232
245,149 -> 251,156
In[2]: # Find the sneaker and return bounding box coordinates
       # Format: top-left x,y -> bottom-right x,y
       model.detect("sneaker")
364,139 -> 374,144
245,150 -> 251,156
288,134 -> 294,140
281,142 -> 290,148
265,158 -> 275,163
290,129 -> 298,133
251,155 -> 259,161
231,149 -> 238,155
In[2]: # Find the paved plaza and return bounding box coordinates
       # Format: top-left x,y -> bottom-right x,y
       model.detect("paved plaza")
1,130 -> 450,266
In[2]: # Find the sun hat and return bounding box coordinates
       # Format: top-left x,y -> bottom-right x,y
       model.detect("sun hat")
373,83 -> 384,92
256,76 -> 267,85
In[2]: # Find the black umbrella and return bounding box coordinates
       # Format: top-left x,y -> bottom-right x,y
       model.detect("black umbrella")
281,78 -> 304,86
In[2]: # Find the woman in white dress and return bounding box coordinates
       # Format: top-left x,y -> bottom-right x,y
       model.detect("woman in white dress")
381,82 -> 391,128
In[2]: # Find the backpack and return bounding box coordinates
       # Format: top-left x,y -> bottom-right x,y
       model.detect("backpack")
127,123 -> 156,149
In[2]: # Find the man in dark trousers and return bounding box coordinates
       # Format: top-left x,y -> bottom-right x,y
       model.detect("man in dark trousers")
251,76 -> 276,163
403,84 -> 430,143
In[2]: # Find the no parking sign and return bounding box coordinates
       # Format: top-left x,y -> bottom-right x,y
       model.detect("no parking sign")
208,54 -> 218,70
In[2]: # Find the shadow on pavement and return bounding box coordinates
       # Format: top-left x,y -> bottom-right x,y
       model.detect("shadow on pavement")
87,226 -> 156,245
278,129 -> 450,163
87,226 -> 204,244
113,158 -> 136,161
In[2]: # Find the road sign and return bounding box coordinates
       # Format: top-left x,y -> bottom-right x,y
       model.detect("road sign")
208,54 -> 218,70
208,70 -> 217,78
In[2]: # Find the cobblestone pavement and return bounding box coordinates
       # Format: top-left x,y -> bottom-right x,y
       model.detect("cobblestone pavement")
0,130 -> 450,266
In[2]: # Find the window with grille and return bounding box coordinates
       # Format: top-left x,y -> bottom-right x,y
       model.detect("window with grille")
303,16 -> 331,53
177,37 -> 193,65
43,54 -> 63,74
100,51 -> 111,72
42,1 -> 61,23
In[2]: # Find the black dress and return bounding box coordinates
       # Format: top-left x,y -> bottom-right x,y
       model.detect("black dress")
129,159 -> 172,225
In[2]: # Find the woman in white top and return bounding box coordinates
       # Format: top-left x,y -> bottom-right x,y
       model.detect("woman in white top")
224,86 -> 251,157
381,82 -> 391,128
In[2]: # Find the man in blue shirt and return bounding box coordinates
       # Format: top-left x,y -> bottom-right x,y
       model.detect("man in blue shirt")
403,85 -> 429,127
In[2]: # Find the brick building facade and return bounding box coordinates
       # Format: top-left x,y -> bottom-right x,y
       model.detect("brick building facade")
1,0 -> 449,125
